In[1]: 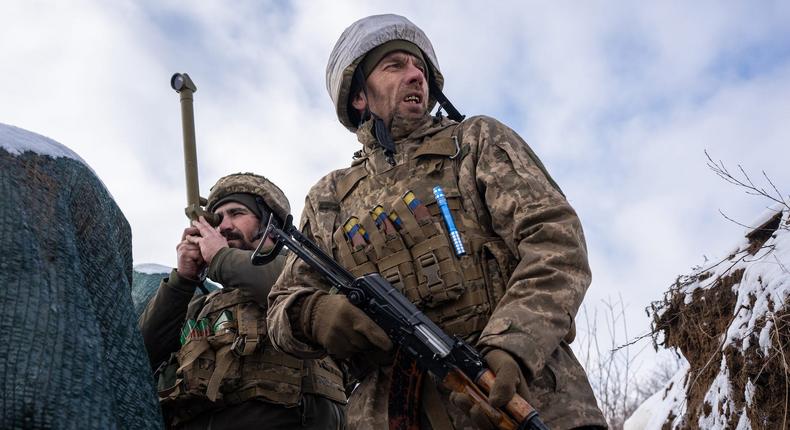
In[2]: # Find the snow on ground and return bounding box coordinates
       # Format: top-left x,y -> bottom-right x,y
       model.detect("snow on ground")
624,360 -> 690,430
625,203 -> 790,429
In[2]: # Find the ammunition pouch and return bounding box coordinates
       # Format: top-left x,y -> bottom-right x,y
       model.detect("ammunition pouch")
329,124 -> 519,340
158,288 -> 346,426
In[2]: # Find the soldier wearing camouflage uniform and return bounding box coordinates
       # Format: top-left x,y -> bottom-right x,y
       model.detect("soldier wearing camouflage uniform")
139,173 -> 346,429
267,14 -> 607,430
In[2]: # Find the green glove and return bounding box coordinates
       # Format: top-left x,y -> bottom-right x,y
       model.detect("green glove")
301,292 -> 393,359
449,349 -> 529,430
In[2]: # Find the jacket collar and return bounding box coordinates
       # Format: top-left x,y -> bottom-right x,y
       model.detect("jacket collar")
356,115 -> 454,152
353,114 -> 457,174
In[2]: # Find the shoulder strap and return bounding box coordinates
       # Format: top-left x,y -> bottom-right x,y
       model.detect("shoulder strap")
412,125 -> 460,159
335,164 -> 368,203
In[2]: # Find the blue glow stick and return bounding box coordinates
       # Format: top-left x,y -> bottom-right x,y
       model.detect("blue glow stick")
432,186 -> 466,257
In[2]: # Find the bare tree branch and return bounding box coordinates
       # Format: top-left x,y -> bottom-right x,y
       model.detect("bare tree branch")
705,150 -> 790,214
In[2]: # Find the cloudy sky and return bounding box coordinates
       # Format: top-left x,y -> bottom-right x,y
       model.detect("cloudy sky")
3,1 -> 789,376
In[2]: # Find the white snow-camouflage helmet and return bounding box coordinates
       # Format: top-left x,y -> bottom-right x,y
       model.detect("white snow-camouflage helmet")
326,14 -> 445,132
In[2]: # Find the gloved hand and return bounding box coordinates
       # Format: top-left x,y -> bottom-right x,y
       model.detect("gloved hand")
301,292 -> 393,360
449,349 -> 528,430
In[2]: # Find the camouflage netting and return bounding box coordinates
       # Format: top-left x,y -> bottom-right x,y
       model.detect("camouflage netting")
132,265 -> 171,318
645,204 -> 790,429
0,123 -> 162,429
131,264 -> 218,318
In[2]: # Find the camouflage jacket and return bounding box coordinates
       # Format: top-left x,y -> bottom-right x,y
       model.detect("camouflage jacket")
267,115 -> 606,429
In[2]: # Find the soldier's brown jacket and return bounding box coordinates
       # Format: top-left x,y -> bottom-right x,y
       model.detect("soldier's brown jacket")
267,115 -> 607,429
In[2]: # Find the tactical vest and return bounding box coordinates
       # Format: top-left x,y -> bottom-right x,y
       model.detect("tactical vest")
318,124 -> 518,340
157,287 -> 346,426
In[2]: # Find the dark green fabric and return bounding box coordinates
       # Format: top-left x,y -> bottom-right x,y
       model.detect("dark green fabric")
176,394 -> 345,430
0,140 -> 162,428
207,192 -> 264,219
138,269 -> 202,370
360,39 -> 426,78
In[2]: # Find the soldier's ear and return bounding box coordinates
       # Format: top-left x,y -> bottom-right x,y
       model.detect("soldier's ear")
351,92 -> 367,112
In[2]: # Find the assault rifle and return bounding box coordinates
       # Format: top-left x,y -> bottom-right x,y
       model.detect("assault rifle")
252,215 -> 549,430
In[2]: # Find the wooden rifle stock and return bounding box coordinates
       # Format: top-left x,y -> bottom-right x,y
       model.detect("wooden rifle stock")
444,368 -> 545,430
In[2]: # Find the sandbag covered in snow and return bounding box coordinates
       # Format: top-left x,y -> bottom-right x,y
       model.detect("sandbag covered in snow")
0,123 -> 162,429
635,204 -> 790,430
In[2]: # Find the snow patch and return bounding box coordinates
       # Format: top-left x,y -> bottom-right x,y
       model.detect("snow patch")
734,410 -> 752,430
758,320 -> 773,356
0,122 -> 86,163
744,205 -> 785,236
133,263 -> 171,275
698,359 -> 735,428
624,360 -> 689,430
744,380 -> 755,408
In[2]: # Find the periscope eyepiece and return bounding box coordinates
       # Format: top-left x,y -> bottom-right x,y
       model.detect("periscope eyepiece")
171,73 -> 196,93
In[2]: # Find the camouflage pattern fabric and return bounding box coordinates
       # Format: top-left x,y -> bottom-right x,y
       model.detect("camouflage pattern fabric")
206,172 -> 291,223
268,114 -> 607,429
0,125 -> 162,429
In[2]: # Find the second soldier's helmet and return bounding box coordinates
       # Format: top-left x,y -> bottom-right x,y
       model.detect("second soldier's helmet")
326,14 -> 444,132
206,173 -> 290,224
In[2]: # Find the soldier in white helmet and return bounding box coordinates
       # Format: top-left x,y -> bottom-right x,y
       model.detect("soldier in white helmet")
267,14 -> 607,430
140,173 -> 346,429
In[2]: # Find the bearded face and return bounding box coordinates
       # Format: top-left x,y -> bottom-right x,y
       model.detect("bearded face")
214,202 -> 260,250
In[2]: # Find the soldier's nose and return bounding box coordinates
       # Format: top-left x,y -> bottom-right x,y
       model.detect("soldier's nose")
405,63 -> 425,83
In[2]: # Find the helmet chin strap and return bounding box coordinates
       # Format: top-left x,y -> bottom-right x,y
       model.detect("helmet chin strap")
355,67 -> 396,164
429,79 -> 465,122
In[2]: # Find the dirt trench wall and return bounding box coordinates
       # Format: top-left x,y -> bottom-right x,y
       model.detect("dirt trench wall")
649,208 -> 790,429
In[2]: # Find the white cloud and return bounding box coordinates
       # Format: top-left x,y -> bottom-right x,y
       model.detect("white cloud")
2,0 -> 789,383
